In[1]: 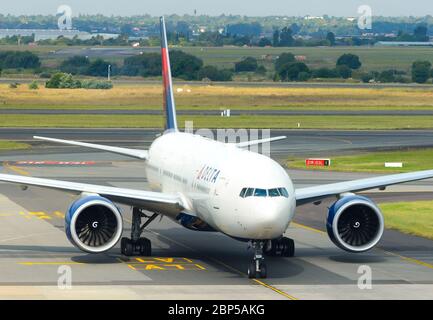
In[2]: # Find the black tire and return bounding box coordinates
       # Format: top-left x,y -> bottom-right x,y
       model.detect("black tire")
120,237 -> 129,255
264,240 -> 277,257
248,262 -> 256,279
139,238 -> 152,256
124,239 -> 134,256
281,238 -> 295,257
263,240 -> 275,257
259,263 -> 267,279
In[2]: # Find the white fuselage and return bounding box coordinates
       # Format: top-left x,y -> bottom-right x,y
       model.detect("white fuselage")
145,132 -> 296,240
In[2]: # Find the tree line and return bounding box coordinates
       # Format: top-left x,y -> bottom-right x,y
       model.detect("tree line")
59,51 -> 234,81
2,48 -> 433,85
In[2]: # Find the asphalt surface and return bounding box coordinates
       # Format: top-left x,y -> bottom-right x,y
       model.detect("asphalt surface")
0,130 -> 432,299
4,109 -> 433,116
0,148 -> 433,299
4,128 -> 433,159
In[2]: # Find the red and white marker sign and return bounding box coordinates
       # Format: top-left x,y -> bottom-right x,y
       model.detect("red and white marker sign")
15,161 -> 96,166
305,158 -> 331,167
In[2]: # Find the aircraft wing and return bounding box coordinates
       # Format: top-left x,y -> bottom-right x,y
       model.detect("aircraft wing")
236,136 -> 287,148
34,136 -> 149,160
295,169 -> 433,206
0,173 -> 184,215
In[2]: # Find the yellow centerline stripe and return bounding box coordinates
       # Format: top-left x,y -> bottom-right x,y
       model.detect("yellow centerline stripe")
252,279 -> 298,300
125,219 -> 299,301
292,222 -> 326,234
19,262 -> 83,266
380,249 -> 433,270
293,222 -> 433,271
3,161 -> 30,176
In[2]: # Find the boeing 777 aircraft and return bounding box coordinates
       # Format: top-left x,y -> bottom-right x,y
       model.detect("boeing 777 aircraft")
1,17 -> 433,279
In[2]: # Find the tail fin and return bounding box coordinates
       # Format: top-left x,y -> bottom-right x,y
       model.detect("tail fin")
160,16 -> 178,131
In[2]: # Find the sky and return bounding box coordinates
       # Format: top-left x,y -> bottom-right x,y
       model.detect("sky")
1,0 -> 432,17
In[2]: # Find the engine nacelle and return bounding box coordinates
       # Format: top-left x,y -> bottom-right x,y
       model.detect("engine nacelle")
327,195 -> 384,253
65,195 -> 123,253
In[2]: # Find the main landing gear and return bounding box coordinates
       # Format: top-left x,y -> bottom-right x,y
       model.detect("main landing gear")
247,237 -> 295,279
121,207 -> 158,257
264,237 -> 295,258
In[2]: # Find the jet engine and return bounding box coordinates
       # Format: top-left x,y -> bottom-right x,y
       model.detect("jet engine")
65,195 -> 123,253
327,195 -> 384,252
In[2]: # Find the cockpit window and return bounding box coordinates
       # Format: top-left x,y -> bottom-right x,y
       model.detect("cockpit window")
254,188 -> 267,197
278,188 -> 289,198
268,188 -> 281,197
244,188 -> 254,198
239,188 -> 247,198
240,187 -> 288,198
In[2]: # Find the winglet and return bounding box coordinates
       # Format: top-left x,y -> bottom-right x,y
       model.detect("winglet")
160,16 -> 178,131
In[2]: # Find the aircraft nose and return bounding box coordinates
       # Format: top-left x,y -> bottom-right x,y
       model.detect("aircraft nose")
242,199 -> 291,239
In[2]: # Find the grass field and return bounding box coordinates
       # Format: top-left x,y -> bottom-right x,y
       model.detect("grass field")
2,84 -> 433,111
182,46 -> 433,73
2,45 -> 433,73
287,148 -> 433,173
0,141 -> 30,151
380,201 -> 433,240
3,83 -> 433,129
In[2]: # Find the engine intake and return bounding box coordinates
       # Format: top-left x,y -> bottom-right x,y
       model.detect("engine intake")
66,196 -> 123,253
327,195 -> 384,252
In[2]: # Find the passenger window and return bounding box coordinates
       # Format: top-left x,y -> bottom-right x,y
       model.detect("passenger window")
254,188 -> 267,197
268,188 -> 280,197
239,188 -> 247,198
245,188 -> 254,198
278,188 -> 289,198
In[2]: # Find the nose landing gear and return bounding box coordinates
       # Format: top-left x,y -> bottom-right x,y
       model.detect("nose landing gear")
120,207 -> 158,257
248,240 -> 267,279
247,237 -> 296,279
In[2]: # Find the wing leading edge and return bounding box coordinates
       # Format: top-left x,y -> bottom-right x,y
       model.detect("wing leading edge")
295,169 -> 433,206
235,136 -> 287,148
34,136 -> 149,160
0,173 -> 184,215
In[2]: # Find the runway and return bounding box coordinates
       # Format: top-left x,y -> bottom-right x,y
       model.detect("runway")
3,128 -> 433,159
0,131 -> 433,299
4,109 -> 433,116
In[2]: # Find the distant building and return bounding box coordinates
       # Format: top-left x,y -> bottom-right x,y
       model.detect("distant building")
295,55 -> 307,62
304,15 -> 324,20
375,41 -> 433,47
0,29 -> 119,41
261,54 -> 274,61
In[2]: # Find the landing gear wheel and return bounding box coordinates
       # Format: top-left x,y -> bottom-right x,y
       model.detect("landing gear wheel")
281,238 -> 295,257
121,208 -> 158,257
121,238 -> 134,256
138,237 -> 152,256
248,262 -> 256,279
248,240 -> 267,279
120,237 -> 128,255
259,262 -> 267,278
265,237 -> 295,257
